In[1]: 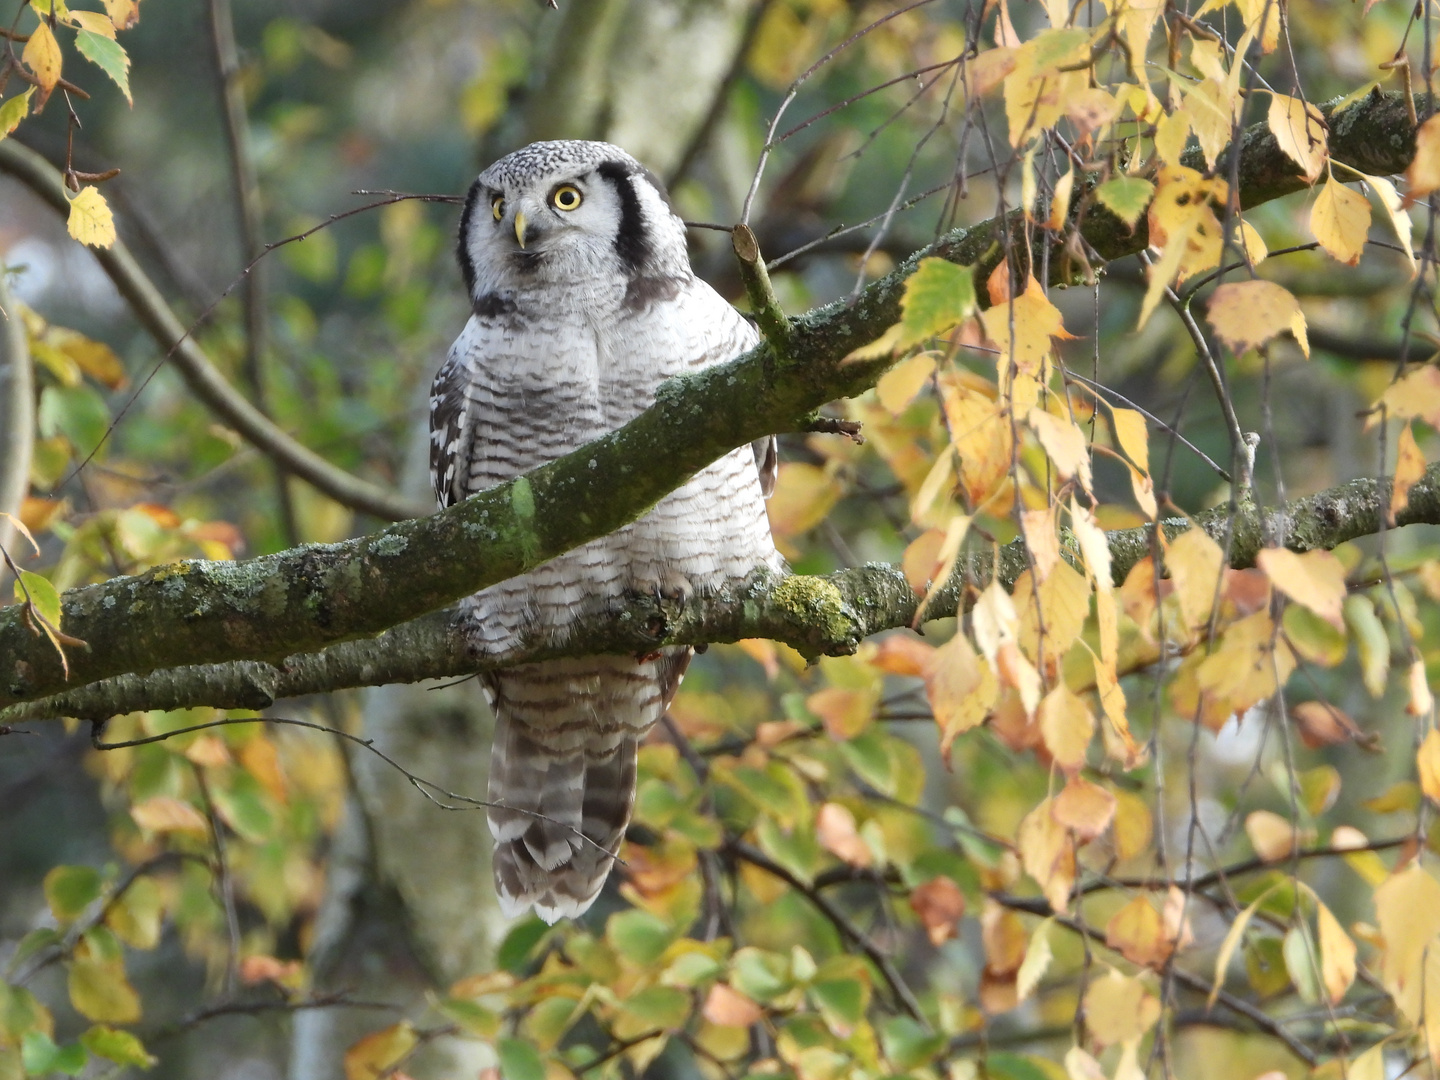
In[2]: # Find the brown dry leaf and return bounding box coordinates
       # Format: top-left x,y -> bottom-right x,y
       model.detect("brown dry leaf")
1105,896 -> 1167,968
1290,701 -> 1365,748
910,876 -> 967,945
868,635 -> 935,677
1418,729 -> 1440,804
1311,177 -> 1371,266
1166,527 -> 1224,630
1018,798 -> 1076,911
1027,409 -> 1093,494
1391,422 -> 1426,525
1038,684 -> 1096,774
1407,113 -> 1440,200
130,796 -> 209,837
1051,776 -> 1116,840
702,983 -> 763,1028
1316,900 -> 1357,1004
1245,809 -> 1298,862
816,803 -> 872,867
1257,547 -> 1347,629
1206,280 -> 1309,357
926,631 -> 999,764
1084,970 -> 1161,1048
1268,93 -> 1327,182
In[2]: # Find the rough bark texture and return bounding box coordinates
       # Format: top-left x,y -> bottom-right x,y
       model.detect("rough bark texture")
0,91 -> 1427,722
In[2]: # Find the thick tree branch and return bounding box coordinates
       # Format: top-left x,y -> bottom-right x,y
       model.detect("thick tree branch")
0,92 -> 1426,717
0,138 -> 427,523
7,462 -> 1439,723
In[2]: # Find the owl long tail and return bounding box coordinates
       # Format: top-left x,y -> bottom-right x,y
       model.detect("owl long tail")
484,650 -> 690,924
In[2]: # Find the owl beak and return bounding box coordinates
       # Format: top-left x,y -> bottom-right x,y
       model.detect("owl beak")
514,211 -> 528,249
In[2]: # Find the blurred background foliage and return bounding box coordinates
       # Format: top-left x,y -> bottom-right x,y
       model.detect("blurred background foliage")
1,0 -> 1439,1079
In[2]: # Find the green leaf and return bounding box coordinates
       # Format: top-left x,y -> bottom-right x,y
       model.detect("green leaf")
1283,923 -> 1322,1004
207,771 -> 275,843
74,30 -> 131,103
0,89 -> 34,141
433,997 -> 501,1040
619,985 -> 690,1030
606,909 -> 674,967
521,996 -> 580,1051
1344,594 -> 1391,698
660,949 -> 723,987
37,383 -> 110,458
80,1026 -> 157,1068
988,1051 -> 1061,1080
880,1015 -> 945,1071
1283,603 -> 1347,666
20,1031 -> 86,1077
839,729 -> 895,795
809,977 -> 867,1036
1094,177 -> 1155,227
7,928 -> 62,973
497,1037 -> 546,1080
898,258 -> 976,348
105,875 -> 163,950
730,947 -> 792,1004
0,981 -> 53,1044
43,865 -> 102,923
15,570 -> 63,630
281,222 -> 337,283
497,917 -> 549,974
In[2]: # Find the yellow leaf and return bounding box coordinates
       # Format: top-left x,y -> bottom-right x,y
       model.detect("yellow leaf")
1268,93 -> 1327,182
1084,970 -> 1160,1048
939,374 -> 1013,508
1051,775 -> 1116,840
1316,900 -> 1356,1004
1070,497 -> 1112,591
1409,657 -> 1435,718
68,187 -> 117,249
1257,547 -> 1347,628
1027,409 -> 1093,493
1110,407 -> 1149,472
1166,527 -> 1224,630
1368,173 -> 1417,277
1016,919 -> 1053,1003
925,631 -> 998,762
1418,729 -> 1440,803
1021,506 -> 1061,581
875,352 -> 936,414
1015,560 -> 1091,665
22,21 -> 62,96
101,0 -> 140,30
1348,1045 -> 1387,1080
344,1023 -> 417,1080
1205,280 -> 1309,357
69,10 -> 117,37
982,276 -> 1070,378
766,463 -> 839,539
69,957 -> 142,1024
1391,422 -> 1425,525
0,87 -> 34,140
1311,177 -> 1371,266
130,795 -> 208,836
1406,113 -> 1440,200
1209,887 -> 1275,1008
1375,365 -> 1440,431
1374,865 -> 1440,1022
1245,809 -> 1297,862
1195,611 -> 1296,728
1105,895 -> 1167,968
1184,79 -> 1233,169
1017,798 -> 1075,911
1038,684 -> 1095,774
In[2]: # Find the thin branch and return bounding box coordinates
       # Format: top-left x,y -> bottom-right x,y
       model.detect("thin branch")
0,265 -> 33,589
727,839 -> 930,1027
0,138 -> 427,522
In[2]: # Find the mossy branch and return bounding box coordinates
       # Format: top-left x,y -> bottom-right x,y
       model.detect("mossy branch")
0,91 -> 1425,717
6,462 -> 1438,724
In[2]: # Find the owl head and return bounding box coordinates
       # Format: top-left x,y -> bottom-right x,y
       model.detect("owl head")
456,140 -> 689,299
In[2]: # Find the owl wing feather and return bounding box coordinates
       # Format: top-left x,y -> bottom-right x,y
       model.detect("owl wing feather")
428,348 -> 478,510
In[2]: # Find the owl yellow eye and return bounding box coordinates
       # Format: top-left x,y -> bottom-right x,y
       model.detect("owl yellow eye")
491,195 -> 505,221
550,184 -> 583,211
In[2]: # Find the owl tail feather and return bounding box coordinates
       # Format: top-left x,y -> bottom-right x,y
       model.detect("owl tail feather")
487,713 -> 638,924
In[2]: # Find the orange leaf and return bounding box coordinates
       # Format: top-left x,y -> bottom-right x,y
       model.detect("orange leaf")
1051,776 -> 1116,840
702,984 -> 763,1028
910,876 -> 966,945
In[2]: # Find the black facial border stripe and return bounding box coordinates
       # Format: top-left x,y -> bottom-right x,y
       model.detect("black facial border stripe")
596,160 -> 651,276
456,177 -> 484,297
